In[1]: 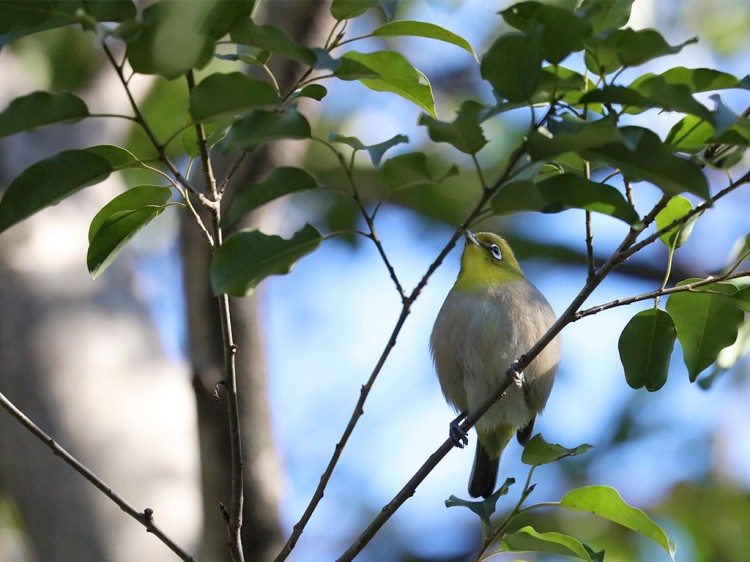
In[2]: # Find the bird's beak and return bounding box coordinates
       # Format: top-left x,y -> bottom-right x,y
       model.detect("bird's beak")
464,230 -> 480,247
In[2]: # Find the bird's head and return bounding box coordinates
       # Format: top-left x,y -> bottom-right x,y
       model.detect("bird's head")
454,231 -> 524,290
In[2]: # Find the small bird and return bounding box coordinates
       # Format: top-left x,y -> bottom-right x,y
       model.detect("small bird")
430,231 -> 560,498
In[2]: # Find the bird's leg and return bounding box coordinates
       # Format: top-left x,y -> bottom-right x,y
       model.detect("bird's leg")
449,411 -> 469,448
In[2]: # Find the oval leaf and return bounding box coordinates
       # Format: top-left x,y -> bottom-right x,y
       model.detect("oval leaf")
491,174 -> 639,224
521,435 -> 593,466
230,20 -> 317,65
0,150 -> 112,233
502,526 -> 592,561
0,91 -> 89,138
189,72 -> 279,122
481,32 -> 543,102
560,486 -> 676,560
418,100 -> 488,155
210,224 -> 322,296
381,152 -> 458,190
618,308 -> 676,391
220,107 -> 311,153
666,281 -> 744,381
372,21 -> 476,59
335,51 -> 436,117
654,195 -> 698,249
87,185 -> 172,278
222,167 -> 319,227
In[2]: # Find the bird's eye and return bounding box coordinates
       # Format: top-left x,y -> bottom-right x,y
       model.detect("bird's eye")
490,244 -> 502,260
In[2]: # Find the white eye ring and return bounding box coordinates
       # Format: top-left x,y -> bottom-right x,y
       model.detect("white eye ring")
490,244 -> 502,260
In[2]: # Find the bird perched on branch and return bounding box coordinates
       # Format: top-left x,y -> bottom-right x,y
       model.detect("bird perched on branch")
430,231 -> 560,498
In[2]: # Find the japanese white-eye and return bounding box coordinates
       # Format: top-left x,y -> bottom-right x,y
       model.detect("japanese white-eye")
430,231 -> 560,498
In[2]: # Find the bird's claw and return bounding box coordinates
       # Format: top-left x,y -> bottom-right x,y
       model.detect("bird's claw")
449,413 -> 469,449
511,364 -> 525,388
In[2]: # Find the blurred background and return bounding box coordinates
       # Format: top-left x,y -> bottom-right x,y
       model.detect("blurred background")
1,1 -> 749,561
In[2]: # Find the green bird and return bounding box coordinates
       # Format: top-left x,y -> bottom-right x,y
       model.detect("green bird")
430,231 -> 560,498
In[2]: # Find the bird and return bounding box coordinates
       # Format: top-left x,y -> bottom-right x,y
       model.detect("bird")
430,230 -> 560,498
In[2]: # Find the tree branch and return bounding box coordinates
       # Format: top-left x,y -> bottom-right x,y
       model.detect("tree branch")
0,390 -> 197,561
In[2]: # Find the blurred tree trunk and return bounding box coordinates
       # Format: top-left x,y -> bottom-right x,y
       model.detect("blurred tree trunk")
182,2 -> 331,561
0,50 -> 200,562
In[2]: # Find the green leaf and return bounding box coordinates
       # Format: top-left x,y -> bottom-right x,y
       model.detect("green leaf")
372,21 -> 477,60
87,185 -> 172,278
666,280 -> 744,381
220,107 -> 311,152
502,526 -> 592,561
665,114 -> 714,151
578,0 -> 633,34
445,478 -> 514,529
0,0 -> 135,40
528,115 -> 624,160
189,72 -> 279,122
618,308 -> 676,391
210,224 -> 322,296
654,195 -> 698,249
418,100 -> 489,155
501,3 -> 592,64
585,28 -> 697,75
222,167 -> 318,227
290,84 -> 327,101
583,126 -> 710,199
0,150 -> 112,233
230,19 -> 317,66
328,133 -> 409,166
125,2 -> 217,79
560,486 -> 676,560
334,51 -> 436,117
381,152 -> 458,190
481,32 -> 543,102
84,144 -> 140,170
0,91 -> 89,138
521,435 -> 593,466
581,78 -> 712,121
491,174 -> 639,224
330,0 -> 380,20
635,67 -> 750,94
199,0 -> 255,41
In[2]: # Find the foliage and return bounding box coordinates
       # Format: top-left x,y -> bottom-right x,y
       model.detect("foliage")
0,0 -> 749,561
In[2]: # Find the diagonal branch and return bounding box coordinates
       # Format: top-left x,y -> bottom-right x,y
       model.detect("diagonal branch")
0,390 -> 197,561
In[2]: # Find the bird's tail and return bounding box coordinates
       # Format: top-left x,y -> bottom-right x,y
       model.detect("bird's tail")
468,442 -> 499,498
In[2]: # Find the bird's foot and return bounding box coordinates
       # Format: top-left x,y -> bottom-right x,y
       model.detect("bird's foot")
449,412 -> 469,449
511,363 -> 526,388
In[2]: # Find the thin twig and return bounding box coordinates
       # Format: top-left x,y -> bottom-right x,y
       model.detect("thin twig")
185,71 -> 245,562
583,161 -> 595,278
574,269 -> 750,320
0,391 -> 197,561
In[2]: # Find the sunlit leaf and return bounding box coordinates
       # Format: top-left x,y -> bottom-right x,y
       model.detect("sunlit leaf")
0,91 -> 89,138
87,185 -> 172,278
654,195 -> 698,249
0,150 -> 112,233
210,224 -> 322,296
666,280 -> 744,382
560,486 -> 676,560
372,21 -> 476,59
335,51 -> 436,117
502,526 -> 592,560
521,435 -> 593,466
619,308 -> 676,391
